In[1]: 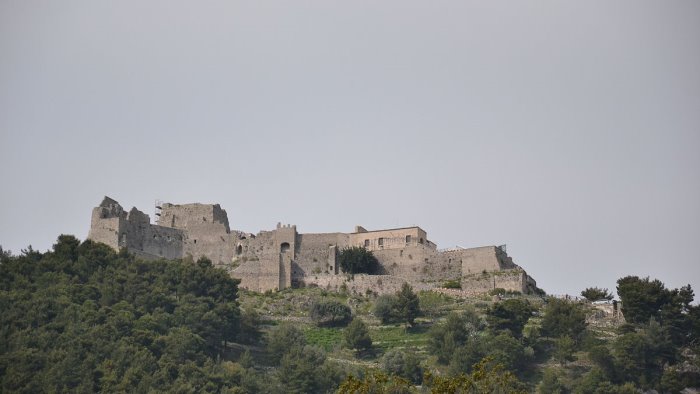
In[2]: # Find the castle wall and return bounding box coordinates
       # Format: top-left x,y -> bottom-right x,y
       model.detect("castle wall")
88,197 -> 539,296
458,246 -> 503,275
459,270 -> 533,293
87,197 -> 126,250
157,203 -> 235,265
87,214 -> 122,250
294,233 -> 349,277
304,274 -> 434,296
123,207 -> 184,260
158,203 -> 231,233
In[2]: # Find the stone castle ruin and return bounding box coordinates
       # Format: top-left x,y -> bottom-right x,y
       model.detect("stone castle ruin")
88,197 -> 538,295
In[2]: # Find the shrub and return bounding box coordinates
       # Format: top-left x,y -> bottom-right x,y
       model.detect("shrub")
338,246 -> 379,275
374,294 -> 398,324
443,279 -> 461,289
310,299 -> 352,327
381,349 -> 423,384
489,288 -> 507,296
344,318 -> 372,352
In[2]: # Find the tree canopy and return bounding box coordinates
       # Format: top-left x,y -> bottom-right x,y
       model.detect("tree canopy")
0,235 -> 242,392
581,287 -> 614,301
337,246 -> 379,275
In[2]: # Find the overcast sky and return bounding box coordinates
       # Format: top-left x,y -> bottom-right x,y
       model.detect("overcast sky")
1,1 -> 699,296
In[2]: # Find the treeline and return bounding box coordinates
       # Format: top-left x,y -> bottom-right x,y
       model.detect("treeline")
0,236 -> 241,392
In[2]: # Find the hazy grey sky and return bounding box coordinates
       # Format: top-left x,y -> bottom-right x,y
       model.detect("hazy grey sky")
1,1 -> 699,296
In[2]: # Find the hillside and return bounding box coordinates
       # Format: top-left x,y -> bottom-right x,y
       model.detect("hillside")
1,235 -> 699,393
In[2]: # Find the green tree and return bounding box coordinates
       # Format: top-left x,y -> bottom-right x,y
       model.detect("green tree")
344,318 -> 372,352
553,336 -> 576,365
429,310 -> 482,364
541,298 -> 587,341
338,246 -> 379,275
616,276 -> 673,325
374,294 -> 398,324
538,367 -> 567,394
581,287 -> 614,301
278,345 -> 328,394
426,357 -> 528,394
486,299 -> 534,338
266,323 -> 307,363
394,283 -> 420,327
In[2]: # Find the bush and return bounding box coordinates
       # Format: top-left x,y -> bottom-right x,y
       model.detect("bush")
443,280 -> 461,289
489,288 -> 507,296
310,300 -> 352,327
381,349 -> 423,384
374,294 -> 398,324
344,318 -> 372,352
338,247 -> 379,275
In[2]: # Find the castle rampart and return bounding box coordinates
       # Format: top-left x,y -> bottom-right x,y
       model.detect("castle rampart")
87,197 -> 538,295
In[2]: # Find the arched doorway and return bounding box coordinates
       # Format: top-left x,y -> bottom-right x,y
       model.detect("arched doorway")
280,242 -> 290,253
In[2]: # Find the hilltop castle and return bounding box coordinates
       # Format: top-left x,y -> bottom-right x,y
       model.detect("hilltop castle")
88,197 -> 538,295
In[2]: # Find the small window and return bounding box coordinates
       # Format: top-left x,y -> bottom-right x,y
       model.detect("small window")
378,238 -> 384,246
405,235 -> 411,244
364,239 -> 370,247
193,239 -> 197,244
236,245 -> 243,255
419,238 -> 424,244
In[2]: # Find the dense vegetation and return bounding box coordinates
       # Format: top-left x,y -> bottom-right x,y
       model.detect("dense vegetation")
2,236 -> 700,393
0,236 -> 241,392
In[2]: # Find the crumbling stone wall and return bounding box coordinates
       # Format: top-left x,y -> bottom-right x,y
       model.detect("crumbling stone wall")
88,197 -> 183,259
157,203 -> 235,265
87,197 -> 538,295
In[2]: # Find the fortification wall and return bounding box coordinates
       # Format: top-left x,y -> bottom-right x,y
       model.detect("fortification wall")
294,233 -> 349,276
460,270 -> 531,293
231,226 -> 300,292
87,197 -> 539,295
123,207 -> 184,260
87,213 -> 121,250
458,246 -> 503,275
304,274 -> 434,296
158,203 -> 230,233
87,197 -> 126,250
157,203 -> 235,265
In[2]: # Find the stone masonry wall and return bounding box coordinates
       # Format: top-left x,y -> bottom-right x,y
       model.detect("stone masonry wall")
157,203 -> 235,265
88,197 -> 538,295
294,233 -> 349,277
